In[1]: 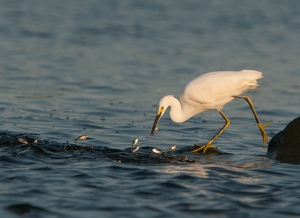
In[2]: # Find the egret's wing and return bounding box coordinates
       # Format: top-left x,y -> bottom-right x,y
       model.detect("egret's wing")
181,70 -> 263,104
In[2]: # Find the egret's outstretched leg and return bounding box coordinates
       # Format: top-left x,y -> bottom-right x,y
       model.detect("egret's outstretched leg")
191,110 -> 230,153
234,95 -> 271,148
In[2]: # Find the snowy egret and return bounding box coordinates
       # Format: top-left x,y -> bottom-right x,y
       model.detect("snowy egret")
150,70 -> 271,153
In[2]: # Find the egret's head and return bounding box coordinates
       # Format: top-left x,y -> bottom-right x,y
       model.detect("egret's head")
150,96 -> 171,137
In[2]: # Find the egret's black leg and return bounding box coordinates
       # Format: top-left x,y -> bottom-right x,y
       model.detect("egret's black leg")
192,110 -> 230,153
234,95 -> 271,148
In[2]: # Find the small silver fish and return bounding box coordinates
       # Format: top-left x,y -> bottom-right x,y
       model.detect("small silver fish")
131,138 -> 139,151
166,145 -> 177,152
75,135 -> 88,142
18,138 -> 28,144
152,148 -> 163,154
132,145 -> 140,153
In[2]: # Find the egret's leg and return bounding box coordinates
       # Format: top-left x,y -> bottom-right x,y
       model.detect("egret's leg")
191,110 -> 230,153
234,95 -> 272,148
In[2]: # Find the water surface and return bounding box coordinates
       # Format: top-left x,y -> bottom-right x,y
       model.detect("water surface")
0,0 -> 300,217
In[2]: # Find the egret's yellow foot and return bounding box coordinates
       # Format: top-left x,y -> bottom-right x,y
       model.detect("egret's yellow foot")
191,143 -> 217,153
259,120 -> 272,148
191,110 -> 228,154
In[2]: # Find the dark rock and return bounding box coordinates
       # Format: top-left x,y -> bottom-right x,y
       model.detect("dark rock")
267,117 -> 300,164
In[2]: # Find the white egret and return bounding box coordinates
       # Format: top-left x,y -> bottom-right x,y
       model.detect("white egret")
150,70 -> 271,153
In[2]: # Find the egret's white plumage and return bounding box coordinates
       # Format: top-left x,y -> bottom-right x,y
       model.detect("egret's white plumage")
150,70 -> 271,153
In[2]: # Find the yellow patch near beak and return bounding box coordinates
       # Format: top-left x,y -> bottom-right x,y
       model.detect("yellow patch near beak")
150,106 -> 164,137
157,106 -> 164,115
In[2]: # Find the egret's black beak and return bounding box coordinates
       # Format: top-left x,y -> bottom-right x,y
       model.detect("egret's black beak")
150,107 -> 164,137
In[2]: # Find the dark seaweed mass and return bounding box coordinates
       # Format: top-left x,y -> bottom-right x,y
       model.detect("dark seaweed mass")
0,132 -> 213,165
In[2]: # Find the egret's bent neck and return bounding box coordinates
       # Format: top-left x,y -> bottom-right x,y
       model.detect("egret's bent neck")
160,95 -> 194,123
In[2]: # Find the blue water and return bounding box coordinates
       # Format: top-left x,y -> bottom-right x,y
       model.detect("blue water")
0,0 -> 300,217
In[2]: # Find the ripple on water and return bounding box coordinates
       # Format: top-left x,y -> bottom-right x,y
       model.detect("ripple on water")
5,203 -> 54,217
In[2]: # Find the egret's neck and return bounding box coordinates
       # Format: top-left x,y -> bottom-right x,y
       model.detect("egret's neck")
162,95 -> 194,123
